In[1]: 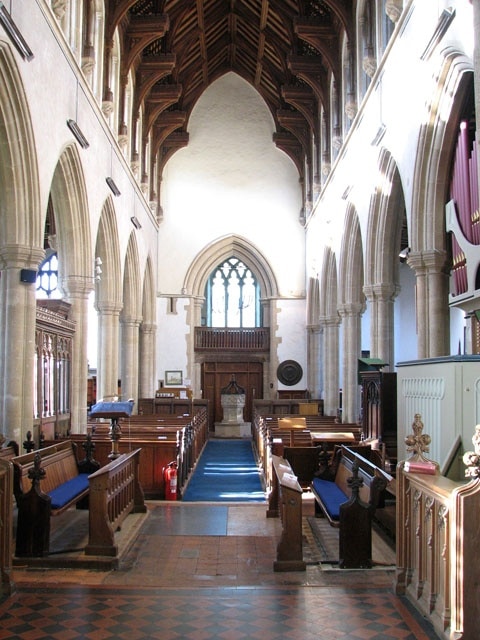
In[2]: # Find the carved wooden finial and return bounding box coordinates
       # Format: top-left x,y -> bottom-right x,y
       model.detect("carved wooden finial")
27,453 -> 46,486
463,425 -> 480,479
347,459 -> 364,498
405,414 -> 431,459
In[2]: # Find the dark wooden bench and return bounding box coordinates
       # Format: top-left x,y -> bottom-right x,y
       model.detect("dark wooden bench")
13,440 -> 100,557
0,440 -> 19,461
311,446 -> 392,568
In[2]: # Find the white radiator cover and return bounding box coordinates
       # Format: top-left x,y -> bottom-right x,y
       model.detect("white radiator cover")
396,356 -> 480,476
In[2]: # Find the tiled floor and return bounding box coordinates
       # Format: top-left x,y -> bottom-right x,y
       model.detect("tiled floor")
2,499 -> 440,639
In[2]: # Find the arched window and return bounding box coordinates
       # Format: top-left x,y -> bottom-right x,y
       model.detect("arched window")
205,257 -> 260,327
36,253 -> 61,299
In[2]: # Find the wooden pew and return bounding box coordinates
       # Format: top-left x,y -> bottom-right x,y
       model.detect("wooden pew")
12,441 -> 100,557
269,454 -> 306,572
85,448 -> 146,557
46,408 -> 208,499
0,457 -> 14,597
0,441 -> 19,461
311,446 -> 392,568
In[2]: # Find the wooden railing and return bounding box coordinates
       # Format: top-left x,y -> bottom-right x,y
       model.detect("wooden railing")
194,327 -> 270,351
85,448 -> 146,557
0,459 -> 14,597
395,417 -> 480,639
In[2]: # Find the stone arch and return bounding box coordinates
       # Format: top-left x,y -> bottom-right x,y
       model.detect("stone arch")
365,148 -> 404,287
51,145 -> 92,284
364,148 -> 404,366
339,206 -> 364,307
183,234 -> 279,302
139,255 -> 156,398
122,232 -> 141,319
0,44 -> 42,439
410,50 -> 473,357
319,246 -> 340,416
320,246 -> 338,318
95,197 -> 122,307
411,51 -> 473,253
339,206 -> 364,422
142,254 -> 156,326
120,232 -> 142,402
0,44 -> 41,249
49,144 -> 93,431
93,197 -> 123,403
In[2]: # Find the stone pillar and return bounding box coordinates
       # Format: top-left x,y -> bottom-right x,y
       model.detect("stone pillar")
139,322 -> 156,398
363,283 -> 398,370
61,275 -> 94,434
322,315 -> 340,417
307,325 -> 323,399
338,302 -> 364,425
120,315 -> 141,405
0,246 -> 44,443
407,250 -> 449,359
96,301 -> 122,402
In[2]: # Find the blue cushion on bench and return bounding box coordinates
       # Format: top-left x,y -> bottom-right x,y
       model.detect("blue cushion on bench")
312,478 -> 348,521
48,474 -> 90,510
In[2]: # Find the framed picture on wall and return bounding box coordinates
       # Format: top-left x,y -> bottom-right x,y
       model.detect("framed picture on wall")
165,370 -> 183,386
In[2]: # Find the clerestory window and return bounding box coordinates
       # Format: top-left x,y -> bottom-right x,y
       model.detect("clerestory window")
205,257 -> 260,327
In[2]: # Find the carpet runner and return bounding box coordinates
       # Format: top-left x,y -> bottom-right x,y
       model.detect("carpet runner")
182,439 -> 265,502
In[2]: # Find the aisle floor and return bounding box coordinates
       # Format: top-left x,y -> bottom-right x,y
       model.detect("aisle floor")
1,498 -> 441,639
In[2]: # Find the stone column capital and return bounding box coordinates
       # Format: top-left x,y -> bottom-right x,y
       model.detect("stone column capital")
0,244 -> 44,270
363,282 -> 399,301
406,249 -> 449,274
95,300 -> 123,315
60,275 -> 94,298
320,314 -> 341,328
337,301 -> 365,318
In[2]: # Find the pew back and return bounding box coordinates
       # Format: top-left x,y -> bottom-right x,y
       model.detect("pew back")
12,441 -> 81,504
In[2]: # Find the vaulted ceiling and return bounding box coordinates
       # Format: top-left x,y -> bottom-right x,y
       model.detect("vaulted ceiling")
107,1 -> 355,179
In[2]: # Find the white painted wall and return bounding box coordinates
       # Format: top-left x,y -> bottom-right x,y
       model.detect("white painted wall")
158,73 -> 305,385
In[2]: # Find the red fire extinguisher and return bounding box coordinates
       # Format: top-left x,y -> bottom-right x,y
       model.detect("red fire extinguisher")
163,461 -> 178,500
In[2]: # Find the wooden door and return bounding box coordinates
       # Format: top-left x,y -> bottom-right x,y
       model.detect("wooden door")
201,361 -> 263,429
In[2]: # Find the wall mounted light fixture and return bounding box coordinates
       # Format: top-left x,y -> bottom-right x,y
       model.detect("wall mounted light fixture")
67,119 -> 89,149
420,8 -> 456,61
131,216 -> 142,229
0,2 -> 34,61
106,177 -> 121,196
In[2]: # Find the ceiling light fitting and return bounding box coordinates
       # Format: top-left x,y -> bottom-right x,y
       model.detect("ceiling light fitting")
106,177 -> 121,196
0,2 -> 34,61
67,119 -> 89,149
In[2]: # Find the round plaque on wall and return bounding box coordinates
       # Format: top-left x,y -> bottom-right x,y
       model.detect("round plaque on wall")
277,360 -> 303,386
